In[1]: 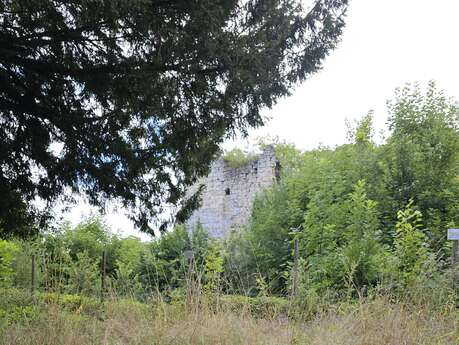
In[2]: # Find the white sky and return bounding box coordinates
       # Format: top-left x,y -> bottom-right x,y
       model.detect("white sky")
60,0 -> 459,240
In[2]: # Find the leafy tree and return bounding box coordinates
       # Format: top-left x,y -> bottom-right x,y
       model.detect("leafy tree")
301,180 -> 386,293
138,225 -> 191,292
112,236 -> 146,296
346,111 -> 375,145
338,181 -> 386,292
62,217 -> 110,260
60,216 -> 124,276
116,236 -> 145,271
382,82 -> 459,252
0,0 -> 348,235
246,184 -> 294,293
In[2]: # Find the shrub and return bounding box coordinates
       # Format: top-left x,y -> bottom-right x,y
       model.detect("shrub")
0,240 -> 18,287
42,292 -> 101,315
0,306 -> 42,326
0,288 -> 43,327
0,288 -> 36,309
394,200 -> 430,281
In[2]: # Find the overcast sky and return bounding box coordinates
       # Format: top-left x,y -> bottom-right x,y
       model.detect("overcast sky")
61,0 -> 459,240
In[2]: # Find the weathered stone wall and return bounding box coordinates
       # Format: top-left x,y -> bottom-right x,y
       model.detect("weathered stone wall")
186,146 -> 279,237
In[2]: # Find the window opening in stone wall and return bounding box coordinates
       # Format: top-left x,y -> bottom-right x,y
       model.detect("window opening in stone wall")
254,166 -> 258,174
225,187 -> 231,195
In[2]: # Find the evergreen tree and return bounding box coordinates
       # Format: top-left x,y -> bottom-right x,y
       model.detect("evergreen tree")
0,0 -> 348,236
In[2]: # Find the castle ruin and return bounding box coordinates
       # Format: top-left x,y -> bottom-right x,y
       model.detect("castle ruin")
186,146 -> 280,237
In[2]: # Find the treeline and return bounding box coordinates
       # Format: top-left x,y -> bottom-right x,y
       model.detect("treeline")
0,83 -> 458,306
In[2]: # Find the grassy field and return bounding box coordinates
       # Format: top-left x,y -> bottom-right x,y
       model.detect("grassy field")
0,289 -> 457,345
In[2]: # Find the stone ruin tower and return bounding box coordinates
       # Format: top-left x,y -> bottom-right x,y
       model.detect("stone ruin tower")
186,146 -> 280,237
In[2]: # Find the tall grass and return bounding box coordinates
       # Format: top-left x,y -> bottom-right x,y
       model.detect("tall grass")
0,288 -> 457,345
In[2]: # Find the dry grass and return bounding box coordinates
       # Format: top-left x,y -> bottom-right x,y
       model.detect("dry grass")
1,297 -> 457,345
303,298 -> 458,345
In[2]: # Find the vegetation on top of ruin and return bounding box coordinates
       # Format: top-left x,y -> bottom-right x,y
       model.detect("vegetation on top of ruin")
222,148 -> 260,169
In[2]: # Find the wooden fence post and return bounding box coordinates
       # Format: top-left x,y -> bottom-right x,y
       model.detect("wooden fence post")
101,251 -> 106,302
31,254 -> 36,295
184,250 -> 195,310
292,238 -> 299,297
447,229 -> 459,289
452,240 -> 458,289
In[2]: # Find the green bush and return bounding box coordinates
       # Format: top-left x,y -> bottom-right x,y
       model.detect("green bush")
42,292 -> 101,315
0,306 -> 42,326
0,240 -> 18,287
0,288 -> 36,309
0,288 -> 43,326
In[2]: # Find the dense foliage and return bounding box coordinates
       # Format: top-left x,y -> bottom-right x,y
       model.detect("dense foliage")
233,82 -> 459,297
0,83 -> 457,308
0,0 -> 348,236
